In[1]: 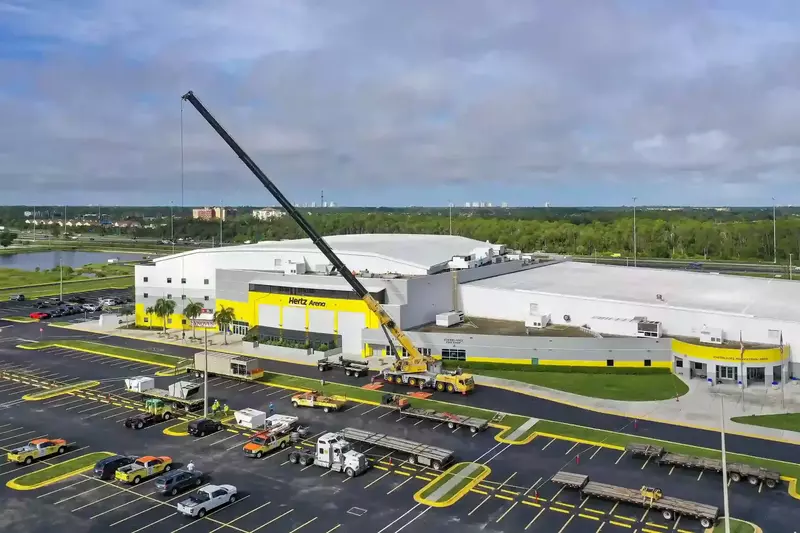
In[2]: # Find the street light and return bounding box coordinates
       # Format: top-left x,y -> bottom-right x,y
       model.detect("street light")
448,202 -> 453,236
772,197 -> 777,264
720,397 -> 732,533
170,201 -> 175,255
632,197 -> 638,267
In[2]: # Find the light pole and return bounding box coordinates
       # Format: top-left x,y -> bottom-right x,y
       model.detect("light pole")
720,397 -> 732,533
632,197 -> 637,267
448,202 -> 453,236
170,202 -> 175,255
219,204 -> 223,247
791,253 -> 794,281
772,197 -> 777,264
203,326 -> 209,418
59,257 -> 63,302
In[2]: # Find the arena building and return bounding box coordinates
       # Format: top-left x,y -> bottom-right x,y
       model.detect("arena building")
134,233 -> 794,386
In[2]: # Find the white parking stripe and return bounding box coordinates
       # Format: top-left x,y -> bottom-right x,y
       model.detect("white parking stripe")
85,406 -> 127,419
37,478 -> 93,498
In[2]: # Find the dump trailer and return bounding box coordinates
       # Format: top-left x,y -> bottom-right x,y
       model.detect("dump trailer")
317,355 -> 369,377
193,352 -> 264,381
625,443 -> 780,489
552,471 -> 718,528
340,427 -> 455,470
382,394 -> 489,433
125,377 -> 204,412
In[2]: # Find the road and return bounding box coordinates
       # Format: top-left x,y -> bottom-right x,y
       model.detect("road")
573,256 -> 793,276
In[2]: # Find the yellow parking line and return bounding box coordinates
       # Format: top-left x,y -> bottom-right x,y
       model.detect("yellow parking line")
579,513 -> 600,521
610,521 -> 632,528
250,509 -> 294,533
550,507 -> 570,514
478,484 -> 493,490
287,517 -> 317,533
645,523 -> 668,530
584,508 -> 605,515
471,488 -> 488,495
641,529 -> 663,533
521,500 -> 541,508
500,488 -> 520,496
395,470 -> 410,477
614,515 -> 636,522
416,476 -> 433,481
325,526 -> 341,533
494,494 -> 514,501
374,466 -> 388,471
553,502 -> 575,508
400,465 -> 416,472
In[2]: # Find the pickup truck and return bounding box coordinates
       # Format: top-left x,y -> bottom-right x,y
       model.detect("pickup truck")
7,438 -> 67,465
115,455 -> 173,485
177,484 -> 238,518
291,391 -> 346,413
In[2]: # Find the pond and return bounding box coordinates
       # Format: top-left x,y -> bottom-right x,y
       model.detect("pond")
0,251 -> 148,271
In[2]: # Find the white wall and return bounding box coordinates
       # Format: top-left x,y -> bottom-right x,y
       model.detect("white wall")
401,273 -> 456,330
461,285 -> 800,361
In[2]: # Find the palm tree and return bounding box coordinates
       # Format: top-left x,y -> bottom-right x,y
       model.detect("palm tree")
145,306 -> 155,330
154,297 -> 176,334
213,305 -> 236,345
183,301 -> 203,339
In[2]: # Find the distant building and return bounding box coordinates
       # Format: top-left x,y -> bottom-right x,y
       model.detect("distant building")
501,202 -> 508,208
192,207 -> 235,221
252,208 -> 286,220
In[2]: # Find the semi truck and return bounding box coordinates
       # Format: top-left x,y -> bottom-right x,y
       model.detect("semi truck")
382,394 -> 489,433
625,443 -> 780,488
340,427 -> 455,471
317,355 -> 369,377
193,352 -> 264,381
288,432 -> 371,477
125,377 -> 205,412
124,399 -> 174,429
552,471 -> 718,528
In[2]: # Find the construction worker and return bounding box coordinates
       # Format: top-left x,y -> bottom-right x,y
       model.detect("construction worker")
223,403 -> 230,417
187,460 -> 195,472
212,399 -> 220,415
269,402 -> 275,415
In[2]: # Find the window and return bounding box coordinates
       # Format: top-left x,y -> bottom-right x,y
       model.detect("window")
143,293 -> 148,298
606,359 -> 614,367
718,366 -> 737,380
204,279 -> 209,285
421,348 -> 431,356
143,317 -> 149,323
167,294 -> 172,299
181,319 -> 187,325
387,345 -> 397,356
274,259 -> 282,268
167,277 -> 172,284
441,349 -> 466,361
167,318 -> 172,324
693,362 -> 703,370
644,360 -> 651,367
181,278 -> 186,284
204,296 -> 209,301
181,294 -> 186,300
675,358 -> 683,368
143,276 -> 148,282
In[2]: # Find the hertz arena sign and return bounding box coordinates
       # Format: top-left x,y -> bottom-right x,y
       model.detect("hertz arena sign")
287,297 -> 327,308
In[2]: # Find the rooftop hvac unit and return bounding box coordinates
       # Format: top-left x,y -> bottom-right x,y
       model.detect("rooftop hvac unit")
167,381 -> 202,399
235,408 -> 267,429
525,314 -> 551,329
125,376 -> 154,393
699,328 -> 723,345
436,311 -> 464,328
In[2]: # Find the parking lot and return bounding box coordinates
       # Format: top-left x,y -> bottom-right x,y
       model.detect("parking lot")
0,287 -> 133,321
0,341 -> 796,532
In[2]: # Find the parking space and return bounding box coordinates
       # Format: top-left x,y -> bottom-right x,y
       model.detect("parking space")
0,288 -> 133,320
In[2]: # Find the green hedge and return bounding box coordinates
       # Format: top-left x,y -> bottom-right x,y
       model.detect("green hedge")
442,361 -> 670,375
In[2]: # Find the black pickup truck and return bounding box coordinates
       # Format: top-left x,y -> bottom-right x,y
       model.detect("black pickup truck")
124,411 -> 173,430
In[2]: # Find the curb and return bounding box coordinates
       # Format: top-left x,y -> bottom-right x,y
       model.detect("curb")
6,452 -> 115,491
163,420 -> 190,437
1,317 -> 39,323
414,462 -> 492,507
18,342 -> 178,369
22,380 -> 100,401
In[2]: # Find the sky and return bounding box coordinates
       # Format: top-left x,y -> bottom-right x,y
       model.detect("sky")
2,0 -> 800,207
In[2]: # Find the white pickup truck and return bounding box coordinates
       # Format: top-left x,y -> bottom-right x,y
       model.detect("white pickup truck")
177,484 -> 238,518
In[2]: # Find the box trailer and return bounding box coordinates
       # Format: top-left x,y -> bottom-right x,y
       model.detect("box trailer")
193,351 -> 264,381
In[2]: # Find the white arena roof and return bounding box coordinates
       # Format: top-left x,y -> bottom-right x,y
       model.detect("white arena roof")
471,261 -> 800,322
157,233 -> 501,274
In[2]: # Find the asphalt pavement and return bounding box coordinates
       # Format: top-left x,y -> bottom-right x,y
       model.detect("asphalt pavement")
0,344 -> 793,533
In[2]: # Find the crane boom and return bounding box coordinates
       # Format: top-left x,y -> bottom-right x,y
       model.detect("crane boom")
181,91 -> 428,372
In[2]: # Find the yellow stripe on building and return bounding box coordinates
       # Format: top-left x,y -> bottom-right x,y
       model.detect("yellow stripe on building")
671,339 -> 785,363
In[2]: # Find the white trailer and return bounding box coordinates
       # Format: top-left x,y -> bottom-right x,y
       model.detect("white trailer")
193,352 -> 263,381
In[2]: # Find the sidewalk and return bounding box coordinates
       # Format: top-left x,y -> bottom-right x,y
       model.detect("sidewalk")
476,374 -> 800,444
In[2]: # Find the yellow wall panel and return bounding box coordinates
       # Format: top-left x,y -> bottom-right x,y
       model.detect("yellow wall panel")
671,339 -> 786,364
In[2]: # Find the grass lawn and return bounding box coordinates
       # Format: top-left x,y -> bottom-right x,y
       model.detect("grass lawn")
713,519 -> 756,532
0,276 -> 133,299
535,419 -> 800,481
19,340 -> 187,368
8,452 -> 115,488
464,369 -> 689,401
418,463 -> 468,499
731,413 -> 800,432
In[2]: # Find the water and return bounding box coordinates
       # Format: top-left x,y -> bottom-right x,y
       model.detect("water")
0,251 -> 148,271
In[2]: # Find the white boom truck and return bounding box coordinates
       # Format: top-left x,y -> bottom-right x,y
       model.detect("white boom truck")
288,432 -> 370,478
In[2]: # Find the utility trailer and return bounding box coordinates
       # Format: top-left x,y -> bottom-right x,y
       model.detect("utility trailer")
340,427 -> 454,470
552,471 -> 719,529
193,352 -> 264,381
317,355 -> 369,378
125,377 -> 205,412
381,394 -> 489,433
625,443 -> 780,489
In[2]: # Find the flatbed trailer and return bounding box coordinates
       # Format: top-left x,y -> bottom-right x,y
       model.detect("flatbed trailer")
552,471 -> 718,528
317,356 -> 369,378
382,395 -> 489,433
136,387 -> 204,412
625,443 -> 780,488
340,427 -> 454,470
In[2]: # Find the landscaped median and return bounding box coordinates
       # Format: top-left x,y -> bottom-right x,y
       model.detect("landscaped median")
21,380 -> 100,401
6,451 -> 115,491
17,339 -> 190,371
413,462 -> 491,507
712,518 -> 760,533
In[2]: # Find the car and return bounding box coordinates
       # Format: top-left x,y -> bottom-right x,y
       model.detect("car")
82,303 -> 100,312
7,438 -> 67,465
94,455 -> 137,480
155,468 -> 205,496
34,301 -> 50,309
187,418 -> 223,437
9,294 -> 25,301
50,308 -> 65,317
177,484 -> 237,518
115,455 -> 173,484
29,312 -> 51,320
71,296 -> 87,304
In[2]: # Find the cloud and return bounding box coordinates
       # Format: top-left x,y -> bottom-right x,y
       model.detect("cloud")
1,0 -> 800,205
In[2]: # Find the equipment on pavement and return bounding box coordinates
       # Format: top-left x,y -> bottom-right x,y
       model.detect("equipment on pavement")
340,427 -> 454,470
125,377 -> 204,411
233,408 -> 267,429
181,90 -> 475,393
382,394 -> 489,433
317,355 -> 369,377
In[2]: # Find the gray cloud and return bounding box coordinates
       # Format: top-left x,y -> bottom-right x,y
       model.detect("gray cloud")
1,0 -> 800,205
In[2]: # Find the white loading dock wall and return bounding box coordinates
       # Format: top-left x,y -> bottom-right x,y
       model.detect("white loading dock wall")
338,311 -> 367,354
258,304 -> 281,328
282,306 -> 306,331
309,308 -> 335,334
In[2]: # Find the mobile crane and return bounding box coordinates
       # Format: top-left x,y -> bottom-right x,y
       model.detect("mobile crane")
181,91 -> 474,394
